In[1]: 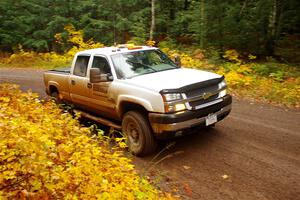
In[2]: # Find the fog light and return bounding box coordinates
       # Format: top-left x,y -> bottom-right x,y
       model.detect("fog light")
175,103 -> 186,111
165,103 -> 186,113
219,89 -> 227,97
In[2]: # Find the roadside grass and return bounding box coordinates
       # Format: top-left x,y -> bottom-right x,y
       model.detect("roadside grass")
0,51 -> 70,69
0,83 -> 175,199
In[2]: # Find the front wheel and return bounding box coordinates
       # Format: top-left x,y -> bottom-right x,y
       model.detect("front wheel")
122,111 -> 157,156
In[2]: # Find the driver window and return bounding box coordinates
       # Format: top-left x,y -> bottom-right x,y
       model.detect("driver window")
92,56 -> 111,74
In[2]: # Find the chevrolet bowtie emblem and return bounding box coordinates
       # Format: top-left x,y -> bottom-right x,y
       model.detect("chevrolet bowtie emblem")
202,92 -> 213,100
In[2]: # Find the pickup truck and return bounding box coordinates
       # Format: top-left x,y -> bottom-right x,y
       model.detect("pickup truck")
44,44 -> 232,156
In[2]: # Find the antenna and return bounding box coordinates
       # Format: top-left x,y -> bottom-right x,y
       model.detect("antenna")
113,14 -> 116,46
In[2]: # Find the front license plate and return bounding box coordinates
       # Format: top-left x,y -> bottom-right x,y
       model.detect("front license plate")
206,114 -> 217,126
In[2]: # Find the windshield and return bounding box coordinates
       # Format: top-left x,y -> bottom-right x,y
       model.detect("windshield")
111,49 -> 178,79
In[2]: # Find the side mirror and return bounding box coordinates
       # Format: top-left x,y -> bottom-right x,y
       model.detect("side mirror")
90,68 -> 112,83
174,55 -> 181,67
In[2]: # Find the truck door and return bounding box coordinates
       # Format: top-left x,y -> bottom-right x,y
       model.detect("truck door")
88,55 -> 117,118
69,55 -> 91,107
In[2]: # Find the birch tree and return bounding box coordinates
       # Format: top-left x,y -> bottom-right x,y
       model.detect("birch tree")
149,0 -> 155,41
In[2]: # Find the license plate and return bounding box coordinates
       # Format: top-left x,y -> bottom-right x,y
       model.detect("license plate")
206,114 -> 217,126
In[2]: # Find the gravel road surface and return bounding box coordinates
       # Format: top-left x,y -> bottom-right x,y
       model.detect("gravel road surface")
1,68 -> 299,200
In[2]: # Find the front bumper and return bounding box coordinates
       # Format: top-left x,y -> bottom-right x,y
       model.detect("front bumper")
149,95 -> 232,137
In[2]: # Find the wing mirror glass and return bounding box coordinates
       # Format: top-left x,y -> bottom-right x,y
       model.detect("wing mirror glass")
174,55 -> 181,67
90,68 -> 113,83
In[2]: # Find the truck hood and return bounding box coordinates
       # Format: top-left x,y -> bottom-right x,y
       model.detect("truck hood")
124,68 -> 221,92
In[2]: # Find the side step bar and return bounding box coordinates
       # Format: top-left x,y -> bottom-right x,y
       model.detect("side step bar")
74,109 -> 122,130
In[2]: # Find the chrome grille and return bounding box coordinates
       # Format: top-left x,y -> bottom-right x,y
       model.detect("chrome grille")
186,84 -> 219,98
185,82 -> 220,110
189,93 -> 219,107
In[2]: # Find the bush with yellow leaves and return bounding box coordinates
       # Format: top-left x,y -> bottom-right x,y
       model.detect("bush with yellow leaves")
159,46 -> 299,108
0,84 -> 175,199
160,47 -> 205,69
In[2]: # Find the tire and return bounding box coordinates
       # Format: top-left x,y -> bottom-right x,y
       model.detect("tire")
51,91 -> 62,104
122,111 -> 157,156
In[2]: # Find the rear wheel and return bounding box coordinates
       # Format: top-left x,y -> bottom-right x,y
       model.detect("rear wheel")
122,111 -> 157,156
51,91 -> 62,104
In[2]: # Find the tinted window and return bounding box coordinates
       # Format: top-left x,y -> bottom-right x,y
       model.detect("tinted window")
73,55 -> 90,77
92,56 -> 111,74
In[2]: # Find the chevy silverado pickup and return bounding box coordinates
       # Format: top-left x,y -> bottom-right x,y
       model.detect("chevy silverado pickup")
44,44 -> 232,156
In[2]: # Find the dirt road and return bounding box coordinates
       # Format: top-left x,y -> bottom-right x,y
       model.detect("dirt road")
1,68 -> 299,200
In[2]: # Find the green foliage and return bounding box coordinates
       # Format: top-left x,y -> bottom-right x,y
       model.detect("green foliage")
0,25 -> 104,69
0,0 -> 300,59
0,84 -> 175,199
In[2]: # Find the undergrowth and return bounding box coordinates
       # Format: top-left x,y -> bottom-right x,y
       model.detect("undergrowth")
0,83 -> 175,199
159,43 -> 300,108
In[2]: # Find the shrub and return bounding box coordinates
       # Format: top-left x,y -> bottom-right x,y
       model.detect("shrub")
0,84 -> 174,199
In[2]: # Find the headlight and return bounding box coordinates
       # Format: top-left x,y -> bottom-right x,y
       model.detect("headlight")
218,79 -> 227,89
162,93 -> 182,101
218,79 -> 227,98
162,93 -> 186,112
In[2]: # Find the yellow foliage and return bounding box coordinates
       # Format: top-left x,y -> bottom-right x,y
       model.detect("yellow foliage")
64,24 -> 104,59
146,40 -> 156,47
248,54 -> 256,60
0,24 -> 104,69
223,49 -> 241,63
237,64 -> 253,75
162,48 -> 204,69
222,71 -> 247,88
54,33 -> 63,44
0,84 -> 175,199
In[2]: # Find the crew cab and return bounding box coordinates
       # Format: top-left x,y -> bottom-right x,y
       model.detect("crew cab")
44,44 -> 232,156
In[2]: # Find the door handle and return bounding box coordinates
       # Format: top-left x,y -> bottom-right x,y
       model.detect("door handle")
71,80 -> 76,85
87,83 -> 92,88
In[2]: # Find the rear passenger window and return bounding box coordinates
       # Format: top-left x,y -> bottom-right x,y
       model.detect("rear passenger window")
73,55 -> 90,77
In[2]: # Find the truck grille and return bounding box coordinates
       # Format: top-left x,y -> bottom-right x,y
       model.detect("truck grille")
185,81 -> 220,110
189,93 -> 219,108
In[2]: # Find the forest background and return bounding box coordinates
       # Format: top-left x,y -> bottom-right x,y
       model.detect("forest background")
0,0 -> 300,107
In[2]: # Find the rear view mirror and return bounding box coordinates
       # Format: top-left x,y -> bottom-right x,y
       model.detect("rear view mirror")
90,68 -> 112,83
174,55 -> 181,67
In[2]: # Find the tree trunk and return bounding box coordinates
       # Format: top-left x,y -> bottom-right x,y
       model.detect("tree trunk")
184,0 -> 190,10
199,0 -> 205,48
266,0 -> 278,55
149,0 -> 155,41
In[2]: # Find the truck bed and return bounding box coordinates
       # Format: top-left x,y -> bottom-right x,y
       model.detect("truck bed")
43,67 -> 71,101
48,67 -> 71,74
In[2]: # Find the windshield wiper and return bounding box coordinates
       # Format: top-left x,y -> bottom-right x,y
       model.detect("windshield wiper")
126,60 -> 157,72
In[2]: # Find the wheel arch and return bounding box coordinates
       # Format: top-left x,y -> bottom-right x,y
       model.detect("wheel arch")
117,95 -> 153,118
119,101 -> 149,118
49,85 -> 58,95
47,81 -> 60,95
